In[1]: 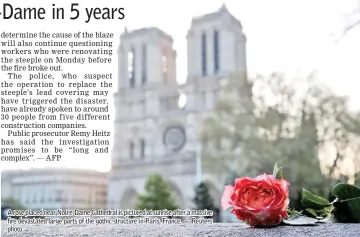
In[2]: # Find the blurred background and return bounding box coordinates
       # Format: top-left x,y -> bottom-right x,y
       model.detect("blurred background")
1,0 -> 360,223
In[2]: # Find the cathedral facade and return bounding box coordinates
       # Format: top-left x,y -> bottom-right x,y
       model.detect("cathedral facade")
108,5 -> 247,215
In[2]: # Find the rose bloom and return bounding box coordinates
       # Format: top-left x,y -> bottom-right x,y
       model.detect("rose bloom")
221,174 -> 290,227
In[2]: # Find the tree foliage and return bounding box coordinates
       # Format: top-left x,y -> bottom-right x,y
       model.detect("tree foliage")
193,182 -> 222,221
193,182 -> 216,211
136,173 -> 179,210
1,198 -> 24,210
201,71 -> 360,200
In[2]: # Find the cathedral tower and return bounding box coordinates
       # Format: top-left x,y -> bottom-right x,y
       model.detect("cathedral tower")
187,4 -> 247,83
184,4 -> 247,147
118,27 -> 177,90
113,27 -> 178,167
181,5 -> 248,219
109,27 -> 195,210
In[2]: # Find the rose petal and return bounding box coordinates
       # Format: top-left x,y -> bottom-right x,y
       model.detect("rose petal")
234,177 -> 252,189
281,180 -> 290,191
227,174 -> 290,227
221,185 -> 234,210
255,174 -> 276,183
282,198 -> 290,211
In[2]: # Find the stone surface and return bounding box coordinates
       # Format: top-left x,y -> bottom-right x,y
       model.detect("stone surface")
1,221 -> 360,237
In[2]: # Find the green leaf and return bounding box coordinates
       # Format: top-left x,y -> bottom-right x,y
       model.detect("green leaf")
273,163 -> 284,179
301,189 -> 331,210
317,215 -> 336,223
283,214 -> 319,226
332,183 -> 360,221
304,208 -> 319,218
332,200 -> 359,223
333,183 -> 360,199
287,208 -> 301,216
304,208 -> 331,219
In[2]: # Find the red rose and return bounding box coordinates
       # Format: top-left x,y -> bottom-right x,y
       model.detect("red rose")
221,174 -> 290,227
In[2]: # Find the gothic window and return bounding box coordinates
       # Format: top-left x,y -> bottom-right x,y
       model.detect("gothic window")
142,44 -> 147,85
172,96 -> 179,109
133,103 -> 139,117
55,189 -> 63,202
142,100 -> 146,116
160,96 -> 180,112
40,189 -> 45,203
129,141 -> 134,159
201,32 -> 207,76
63,191 -> 68,202
128,46 -> 135,88
32,192 -> 37,203
160,98 -> 167,112
140,139 -> 145,158
200,92 -> 207,108
162,53 -> 168,84
213,30 -> 220,73
163,126 -> 186,153
47,191 -> 52,203
128,102 -> 133,116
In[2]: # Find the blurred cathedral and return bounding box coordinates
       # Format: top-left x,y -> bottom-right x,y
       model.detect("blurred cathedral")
108,4 -> 247,221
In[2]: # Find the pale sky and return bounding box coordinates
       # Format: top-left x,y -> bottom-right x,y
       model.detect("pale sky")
1,0 -> 360,172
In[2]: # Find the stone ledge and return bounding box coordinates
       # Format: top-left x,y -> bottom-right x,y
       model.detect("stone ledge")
1,222 -> 360,237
